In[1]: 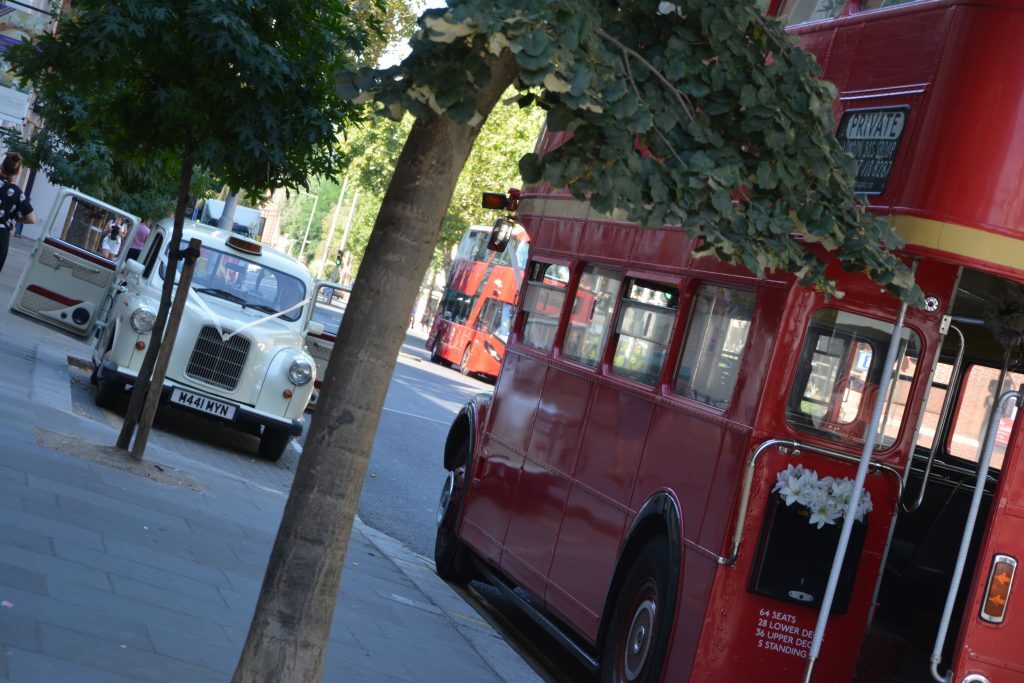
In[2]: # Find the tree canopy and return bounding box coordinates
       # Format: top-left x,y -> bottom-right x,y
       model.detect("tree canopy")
7,0 -> 383,197
341,0 -> 921,302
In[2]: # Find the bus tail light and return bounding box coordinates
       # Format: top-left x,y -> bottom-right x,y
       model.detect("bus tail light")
980,554 -> 1017,624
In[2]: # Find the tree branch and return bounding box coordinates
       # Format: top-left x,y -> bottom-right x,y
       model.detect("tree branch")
596,27 -> 696,124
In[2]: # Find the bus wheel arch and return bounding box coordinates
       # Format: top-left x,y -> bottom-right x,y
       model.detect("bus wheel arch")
598,493 -> 682,682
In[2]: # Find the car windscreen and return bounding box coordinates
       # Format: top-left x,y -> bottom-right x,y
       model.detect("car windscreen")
159,241 -> 307,322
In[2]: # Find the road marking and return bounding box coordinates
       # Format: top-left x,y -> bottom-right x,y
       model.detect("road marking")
382,407 -> 450,425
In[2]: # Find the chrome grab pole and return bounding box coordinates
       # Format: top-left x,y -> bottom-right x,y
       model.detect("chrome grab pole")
802,296 -> 910,683
928,388 -> 1023,683
903,324 -> 965,513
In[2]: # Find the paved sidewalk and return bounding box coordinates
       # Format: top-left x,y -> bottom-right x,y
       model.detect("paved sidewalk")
0,237 -> 542,681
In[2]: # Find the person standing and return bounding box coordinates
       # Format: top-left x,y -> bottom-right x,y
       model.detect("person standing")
126,218 -> 151,261
0,152 -> 36,276
101,219 -> 123,260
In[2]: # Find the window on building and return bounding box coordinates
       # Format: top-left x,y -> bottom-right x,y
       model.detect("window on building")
520,262 -> 570,352
674,285 -> 756,410
612,279 -> 678,386
786,308 -> 921,447
563,265 -> 622,368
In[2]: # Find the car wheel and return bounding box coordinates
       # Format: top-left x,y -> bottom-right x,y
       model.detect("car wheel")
94,373 -> 124,410
600,538 -> 671,683
434,439 -> 473,584
459,347 -> 472,376
258,427 -> 291,462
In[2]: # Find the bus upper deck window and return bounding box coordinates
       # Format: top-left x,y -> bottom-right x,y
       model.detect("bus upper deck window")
520,261 -> 570,353
785,309 -> 921,447
675,285 -> 756,410
612,279 -> 678,386
563,265 -> 622,368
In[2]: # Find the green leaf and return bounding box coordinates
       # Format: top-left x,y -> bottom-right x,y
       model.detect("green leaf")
519,152 -> 543,183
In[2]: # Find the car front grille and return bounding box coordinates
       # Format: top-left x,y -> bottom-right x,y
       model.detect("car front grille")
185,326 -> 250,391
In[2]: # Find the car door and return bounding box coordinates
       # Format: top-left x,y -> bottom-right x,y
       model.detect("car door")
305,281 -> 350,400
10,188 -> 138,340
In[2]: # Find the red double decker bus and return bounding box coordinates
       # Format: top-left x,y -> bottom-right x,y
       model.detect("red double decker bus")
433,2 -> 1024,682
427,225 -> 529,380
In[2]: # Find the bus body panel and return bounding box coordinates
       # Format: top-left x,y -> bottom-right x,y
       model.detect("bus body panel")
952,420 -> 1024,681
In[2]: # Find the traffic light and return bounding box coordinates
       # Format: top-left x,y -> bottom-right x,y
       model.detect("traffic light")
335,249 -> 343,267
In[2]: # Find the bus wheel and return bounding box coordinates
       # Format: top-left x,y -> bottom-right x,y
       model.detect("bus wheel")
434,440 -> 472,583
460,347 -> 472,376
601,538 -> 671,683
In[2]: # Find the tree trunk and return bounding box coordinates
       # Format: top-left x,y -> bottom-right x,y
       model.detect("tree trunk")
232,51 -> 519,683
116,141 -> 196,451
130,238 -> 202,459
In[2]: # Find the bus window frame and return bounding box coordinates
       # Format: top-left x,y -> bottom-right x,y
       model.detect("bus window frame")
558,262 -> 626,373
670,280 -> 758,413
514,257 -> 574,356
606,270 -> 684,390
784,305 -> 925,452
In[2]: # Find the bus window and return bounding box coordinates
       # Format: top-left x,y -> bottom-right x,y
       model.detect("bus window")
475,298 -> 515,343
674,285 -> 755,409
786,309 -> 920,445
916,361 -> 954,450
947,365 -> 1024,470
777,0 -> 845,25
860,0 -> 922,11
563,265 -> 622,368
520,261 -> 569,352
612,279 -> 678,385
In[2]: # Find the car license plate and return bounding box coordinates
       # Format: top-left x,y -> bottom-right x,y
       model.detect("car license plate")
169,388 -> 236,420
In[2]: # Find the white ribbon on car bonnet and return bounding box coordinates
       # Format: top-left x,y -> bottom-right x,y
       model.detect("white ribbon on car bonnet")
188,286 -> 310,342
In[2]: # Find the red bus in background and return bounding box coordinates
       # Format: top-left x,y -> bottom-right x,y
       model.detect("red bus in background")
426,225 -> 530,380
433,2 -> 1024,683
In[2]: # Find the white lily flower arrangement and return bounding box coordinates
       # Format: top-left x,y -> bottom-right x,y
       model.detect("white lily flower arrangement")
772,464 -> 873,529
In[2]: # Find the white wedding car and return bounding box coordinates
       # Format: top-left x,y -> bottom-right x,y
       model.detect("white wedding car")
10,189 -> 336,461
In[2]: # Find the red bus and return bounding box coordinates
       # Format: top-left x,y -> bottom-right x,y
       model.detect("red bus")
433,2 -> 1024,682
426,224 -> 529,379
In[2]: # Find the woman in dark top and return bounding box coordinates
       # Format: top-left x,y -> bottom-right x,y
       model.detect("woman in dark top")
0,152 -> 36,276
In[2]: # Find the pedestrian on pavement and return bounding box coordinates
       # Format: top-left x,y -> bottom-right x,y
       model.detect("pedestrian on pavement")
126,218 -> 151,261
0,152 -> 36,276
101,218 -> 123,260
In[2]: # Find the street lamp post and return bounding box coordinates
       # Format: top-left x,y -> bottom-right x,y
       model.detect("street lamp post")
295,191 -> 320,261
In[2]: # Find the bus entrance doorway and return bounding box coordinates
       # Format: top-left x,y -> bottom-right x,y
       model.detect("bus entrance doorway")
857,267 -> 1024,683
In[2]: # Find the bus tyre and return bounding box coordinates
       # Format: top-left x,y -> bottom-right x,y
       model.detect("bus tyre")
434,440 -> 473,584
258,427 -> 290,462
460,347 -> 472,376
94,375 -> 124,410
601,538 -> 671,683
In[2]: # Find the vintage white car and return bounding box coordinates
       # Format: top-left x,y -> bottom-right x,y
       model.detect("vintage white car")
10,189 -> 338,461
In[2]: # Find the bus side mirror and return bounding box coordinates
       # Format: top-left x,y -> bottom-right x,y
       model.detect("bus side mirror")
487,217 -> 514,252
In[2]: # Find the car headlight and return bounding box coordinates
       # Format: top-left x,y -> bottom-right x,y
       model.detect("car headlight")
288,359 -> 314,386
130,307 -> 156,333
